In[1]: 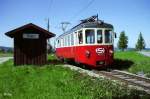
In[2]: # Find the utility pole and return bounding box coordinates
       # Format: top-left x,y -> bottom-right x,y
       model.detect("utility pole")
96,14 -> 98,21
45,18 -> 51,54
47,18 -> 50,31
46,18 -> 50,44
61,22 -> 70,33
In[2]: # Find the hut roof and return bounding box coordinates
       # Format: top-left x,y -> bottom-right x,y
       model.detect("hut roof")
5,23 -> 55,38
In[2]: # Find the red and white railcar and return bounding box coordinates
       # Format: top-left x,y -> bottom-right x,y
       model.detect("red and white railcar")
55,15 -> 116,68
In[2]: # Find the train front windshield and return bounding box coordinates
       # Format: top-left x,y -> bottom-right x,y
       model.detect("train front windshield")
85,29 -> 95,44
104,30 -> 113,44
85,29 -> 113,44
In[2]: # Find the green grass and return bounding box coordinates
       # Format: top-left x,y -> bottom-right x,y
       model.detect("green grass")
47,54 -> 57,60
0,52 -> 13,57
114,51 -> 150,77
0,60 -> 149,99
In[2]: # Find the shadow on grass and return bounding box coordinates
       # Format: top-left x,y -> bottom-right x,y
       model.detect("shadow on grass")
47,58 -> 93,70
68,61 -> 93,70
111,59 -> 134,70
47,59 -> 63,65
47,58 -> 134,71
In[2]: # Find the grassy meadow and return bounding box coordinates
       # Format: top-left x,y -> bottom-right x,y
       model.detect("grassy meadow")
0,59 -> 149,98
114,51 -> 150,77
0,52 -> 13,57
0,51 -> 150,98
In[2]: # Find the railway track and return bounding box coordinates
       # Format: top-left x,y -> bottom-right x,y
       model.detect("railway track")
63,64 -> 150,94
93,70 -> 150,94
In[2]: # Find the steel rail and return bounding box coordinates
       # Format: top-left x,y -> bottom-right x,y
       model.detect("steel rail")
93,70 -> 150,94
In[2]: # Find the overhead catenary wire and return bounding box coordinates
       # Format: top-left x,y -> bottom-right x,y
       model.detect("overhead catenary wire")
46,0 -> 54,51
55,0 -> 96,34
61,22 -> 71,33
70,0 -> 95,22
54,0 -> 96,32
47,0 -> 53,31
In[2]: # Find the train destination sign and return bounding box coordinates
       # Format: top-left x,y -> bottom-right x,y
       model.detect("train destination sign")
23,33 -> 39,39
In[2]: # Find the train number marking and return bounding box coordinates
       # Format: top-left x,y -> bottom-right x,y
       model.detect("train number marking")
95,48 -> 105,54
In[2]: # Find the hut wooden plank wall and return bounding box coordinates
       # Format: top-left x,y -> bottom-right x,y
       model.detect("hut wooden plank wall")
5,23 -> 55,65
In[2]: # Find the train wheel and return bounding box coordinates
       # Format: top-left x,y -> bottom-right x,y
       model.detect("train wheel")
75,61 -> 80,66
81,64 -> 88,69
57,57 -> 64,63
61,58 -> 65,63
66,59 -> 75,65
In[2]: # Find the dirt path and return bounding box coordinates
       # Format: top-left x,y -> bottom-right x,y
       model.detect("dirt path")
0,57 -> 13,64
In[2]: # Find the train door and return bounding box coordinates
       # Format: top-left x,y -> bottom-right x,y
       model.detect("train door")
74,32 -> 78,62
96,29 -> 106,62
70,33 -> 74,58
104,30 -> 113,65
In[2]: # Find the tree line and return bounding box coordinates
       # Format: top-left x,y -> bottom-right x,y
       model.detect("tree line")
118,31 -> 146,51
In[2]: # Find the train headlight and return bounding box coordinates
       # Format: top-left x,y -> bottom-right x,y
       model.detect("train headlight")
109,50 -> 113,54
96,61 -> 104,65
85,50 -> 90,58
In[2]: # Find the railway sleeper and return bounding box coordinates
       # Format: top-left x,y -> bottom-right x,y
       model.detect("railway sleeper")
99,71 -> 150,94
112,70 -> 150,83
114,77 -> 150,93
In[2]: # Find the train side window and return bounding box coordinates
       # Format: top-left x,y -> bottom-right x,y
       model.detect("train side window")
69,35 -> 71,46
75,32 -> 78,45
78,30 -> 83,44
61,38 -> 63,47
64,37 -> 65,46
65,36 -> 67,46
97,30 -> 103,43
62,38 -> 64,47
85,29 -> 95,44
66,36 -> 68,46
105,30 -> 112,43
60,39 -> 62,47
57,40 -> 60,47
68,35 -> 69,46
71,33 -> 74,45
59,39 -> 60,47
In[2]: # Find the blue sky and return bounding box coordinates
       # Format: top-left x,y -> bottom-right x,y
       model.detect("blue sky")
0,0 -> 150,48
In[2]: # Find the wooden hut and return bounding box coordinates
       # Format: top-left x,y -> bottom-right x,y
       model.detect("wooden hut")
5,23 -> 55,65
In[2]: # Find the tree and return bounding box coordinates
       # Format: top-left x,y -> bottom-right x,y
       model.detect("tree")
135,32 -> 146,51
7,48 -> 13,53
0,48 -> 5,53
118,31 -> 128,51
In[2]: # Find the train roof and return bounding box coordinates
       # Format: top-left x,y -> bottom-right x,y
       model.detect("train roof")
57,15 -> 113,38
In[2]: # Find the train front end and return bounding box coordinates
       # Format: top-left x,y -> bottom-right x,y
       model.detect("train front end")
75,28 -> 115,68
